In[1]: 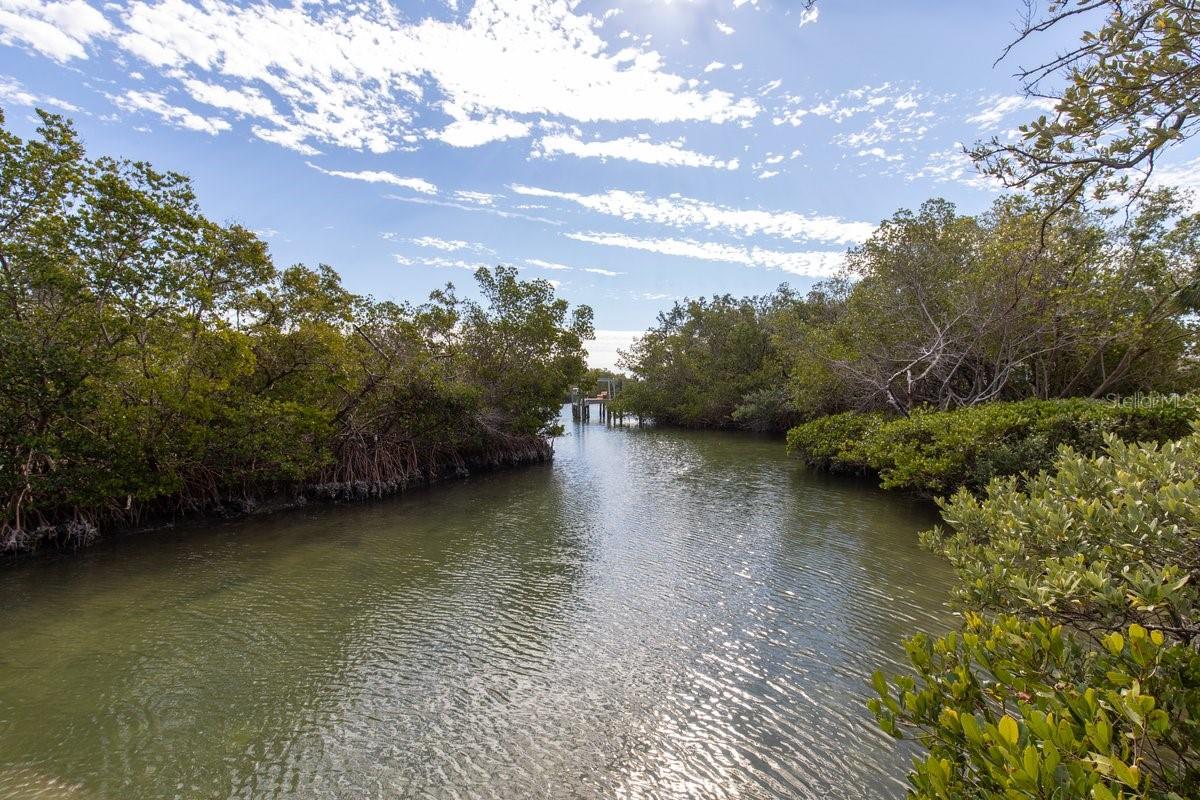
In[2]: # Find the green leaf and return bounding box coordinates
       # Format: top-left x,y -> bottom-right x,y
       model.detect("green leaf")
998,715 -> 1019,747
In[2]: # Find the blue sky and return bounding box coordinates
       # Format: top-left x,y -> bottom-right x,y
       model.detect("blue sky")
3,0 -> 1199,368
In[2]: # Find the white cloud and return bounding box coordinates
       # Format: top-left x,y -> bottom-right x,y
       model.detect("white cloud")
770,83 -> 941,167
856,146 -> 903,162
394,254 -> 490,271
252,125 -> 320,156
534,132 -> 739,170
432,105 -> 531,147
909,145 -> 1001,191
757,169 -> 779,179
704,61 -> 724,72
1150,155 -> 1200,194
774,83 -> 935,140
586,329 -> 641,370
182,78 -> 278,119
523,259 -> 621,276
566,231 -> 846,276
511,184 -> 873,245
526,258 -> 572,270
798,5 -> 819,28
0,0 -> 111,62
0,76 -> 78,111
113,89 -> 230,135
409,236 -> 494,253
715,20 -> 735,35
307,162 -> 438,194
966,94 -> 1056,130
454,190 -> 500,205
388,193 -> 563,225
107,0 -> 758,155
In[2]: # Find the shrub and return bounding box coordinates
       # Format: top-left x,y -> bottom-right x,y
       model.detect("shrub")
787,398 -> 1200,495
730,386 -> 803,433
869,431 -> 1200,799
784,411 -> 885,472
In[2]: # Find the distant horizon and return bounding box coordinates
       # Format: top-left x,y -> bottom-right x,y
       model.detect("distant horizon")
4,0 -> 1200,371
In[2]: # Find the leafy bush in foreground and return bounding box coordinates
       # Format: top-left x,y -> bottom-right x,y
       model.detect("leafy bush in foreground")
786,398 -> 1199,495
871,432 -> 1200,798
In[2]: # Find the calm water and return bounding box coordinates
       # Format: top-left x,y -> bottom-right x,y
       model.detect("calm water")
0,410 -> 953,800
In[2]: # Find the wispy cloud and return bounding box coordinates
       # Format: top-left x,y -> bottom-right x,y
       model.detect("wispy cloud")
566,231 -> 846,276
454,190 -> 500,205
966,94 -> 1056,130
0,75 -> 78,111
387,193 -> 563,226
524,258 -> 621,276
526,258 -> 573,271
1150,155 -> 1200,193
432,106 -> 531,147
909,145 -> 1000,191
774,82 -> 935,136
307,162 -> 437,194
113,89 -> 230,135
394,254 -> 490,271
512,184 -> 873,245
182,78 -> 278,119
408,236 -> 494,253
534,132 -> 739,170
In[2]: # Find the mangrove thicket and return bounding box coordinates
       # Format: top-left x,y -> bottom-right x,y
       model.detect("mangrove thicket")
0,110 -> 593,553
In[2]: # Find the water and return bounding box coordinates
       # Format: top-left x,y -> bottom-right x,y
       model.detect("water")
0,410 -> 953,799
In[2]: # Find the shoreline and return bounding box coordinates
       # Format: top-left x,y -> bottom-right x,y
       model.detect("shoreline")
1,438 -> 554,563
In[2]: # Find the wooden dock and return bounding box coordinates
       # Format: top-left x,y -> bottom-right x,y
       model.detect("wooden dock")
569,385 -> 637,426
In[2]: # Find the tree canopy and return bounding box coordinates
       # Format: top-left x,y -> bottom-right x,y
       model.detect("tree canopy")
973,0 -> 1200,207
783,193 -> 1200,415
0,110 -> 592,552
614,192 -> 1199,430
614,291 -> 803,431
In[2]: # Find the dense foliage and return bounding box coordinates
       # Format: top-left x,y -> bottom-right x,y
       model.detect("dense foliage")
0,111 -> 592,552
871,432 -> 1200,798
782,194 -> 1200,416
862,11 -> 1200,795
617,193 -> 1199,430
786,397 -> 1200,495
613,291 -> 804,431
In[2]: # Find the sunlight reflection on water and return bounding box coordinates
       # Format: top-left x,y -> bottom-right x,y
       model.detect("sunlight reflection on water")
0,408 -> 952,799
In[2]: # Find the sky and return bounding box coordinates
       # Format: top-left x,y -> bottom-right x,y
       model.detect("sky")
3,0 -> 1200,369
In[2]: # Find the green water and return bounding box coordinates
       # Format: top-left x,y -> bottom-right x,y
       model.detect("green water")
0,410 -> 953,799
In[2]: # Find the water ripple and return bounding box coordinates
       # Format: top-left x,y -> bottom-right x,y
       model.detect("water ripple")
0,410 -> 953,799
